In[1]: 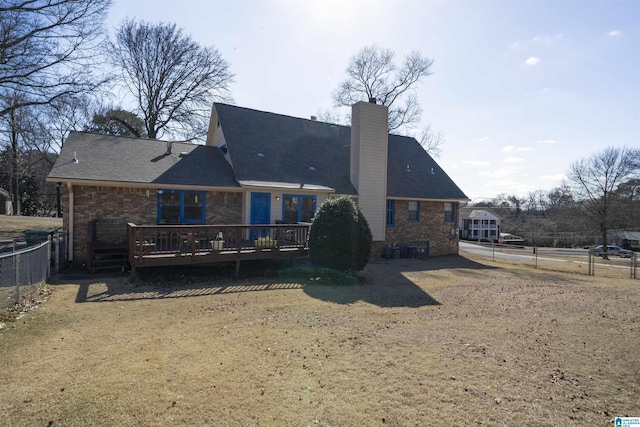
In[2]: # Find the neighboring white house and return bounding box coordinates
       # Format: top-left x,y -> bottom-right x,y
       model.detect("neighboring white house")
459,207 -> 501,242
0,188 -> 12,215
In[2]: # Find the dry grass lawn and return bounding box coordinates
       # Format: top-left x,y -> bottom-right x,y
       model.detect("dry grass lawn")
1,255 -> 638,426
0,216 -> 62,239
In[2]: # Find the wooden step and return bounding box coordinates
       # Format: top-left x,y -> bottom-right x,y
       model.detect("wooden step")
88,244 -> 129,274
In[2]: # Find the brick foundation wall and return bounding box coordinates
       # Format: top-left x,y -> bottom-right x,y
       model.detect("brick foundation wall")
63,185 -> 243,263
381,200 -> 459,257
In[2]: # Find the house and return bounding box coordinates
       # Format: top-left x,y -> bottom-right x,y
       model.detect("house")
47,100 -> 469,265
596,230 -> 640,248
459,207 -> 501,242
0,188 -> 12,215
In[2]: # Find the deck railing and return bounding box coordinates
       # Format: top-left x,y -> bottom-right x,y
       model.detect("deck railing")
126,223 -> 310,280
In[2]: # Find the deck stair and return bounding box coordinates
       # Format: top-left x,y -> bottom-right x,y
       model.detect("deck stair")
87,219 -> 129,273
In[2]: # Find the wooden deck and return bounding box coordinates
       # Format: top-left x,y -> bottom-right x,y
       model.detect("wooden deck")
127,223 -> 310,280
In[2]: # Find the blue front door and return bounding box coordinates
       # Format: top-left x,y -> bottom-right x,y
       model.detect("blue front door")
250,192 -> 271,239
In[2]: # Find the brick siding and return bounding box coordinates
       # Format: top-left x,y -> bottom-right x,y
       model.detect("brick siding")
63,185 -> 243,263
382,200 -> 459,257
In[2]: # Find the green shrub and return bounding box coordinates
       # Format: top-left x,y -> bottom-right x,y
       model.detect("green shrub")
308,195 -> 372,271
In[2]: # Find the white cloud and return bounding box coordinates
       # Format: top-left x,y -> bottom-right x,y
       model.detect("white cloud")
475,136 -> 490,142
503,145 -> 532,152
462,160 -> 491,166
537,139 -> 556,144
510,41 -> 520,48
540,173 -> 566,181
524,57 -> 541,66
607,30 -> 621,38
504,157 -> 523,163
479,167 -> 518,178
484,179 -> 538,196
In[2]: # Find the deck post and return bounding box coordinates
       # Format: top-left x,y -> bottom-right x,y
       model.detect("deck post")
235,260 -> 241,279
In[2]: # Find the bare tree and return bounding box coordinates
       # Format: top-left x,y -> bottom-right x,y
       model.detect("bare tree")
333,46 -> 433,133
108,20 -> 234,141
0,0 -> 111,116
568,146 -> 640,258
414,124 -> 443,158
332,45 -> 442,155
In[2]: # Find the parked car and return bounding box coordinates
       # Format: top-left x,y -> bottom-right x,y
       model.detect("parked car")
591,245 -> 634,258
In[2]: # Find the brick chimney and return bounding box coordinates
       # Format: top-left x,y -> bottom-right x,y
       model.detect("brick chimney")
350,100 -> 389,241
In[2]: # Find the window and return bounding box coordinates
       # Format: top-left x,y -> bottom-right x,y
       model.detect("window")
157,190 -> 205,224
444,202 -> 455,222
408,200 -> 420,222
283,195 -> 316,222
386,200 -> 395,227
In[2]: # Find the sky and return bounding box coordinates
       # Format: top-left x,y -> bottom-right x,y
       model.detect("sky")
106,0 -> 640,202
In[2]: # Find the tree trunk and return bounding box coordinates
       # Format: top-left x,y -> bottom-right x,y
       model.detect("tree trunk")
600,225 -> 608,260
9,108 -> 20,216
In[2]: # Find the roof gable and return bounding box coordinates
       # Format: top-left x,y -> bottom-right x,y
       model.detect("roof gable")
460,207 -> 502,220
215,103 -> 356,194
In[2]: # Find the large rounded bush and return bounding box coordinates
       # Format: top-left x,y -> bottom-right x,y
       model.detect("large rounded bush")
308,195 -> 372,271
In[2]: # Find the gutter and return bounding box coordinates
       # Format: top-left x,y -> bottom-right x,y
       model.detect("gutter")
67,182 -> 74,261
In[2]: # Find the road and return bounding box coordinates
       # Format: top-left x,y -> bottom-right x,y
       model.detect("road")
459,241 -> 589,260
459,241 -> 635,274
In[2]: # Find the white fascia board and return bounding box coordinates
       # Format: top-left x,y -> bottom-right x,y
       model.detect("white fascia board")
44,178 -> 243,193
387,196 -> 471,202
238,180 -> 335,192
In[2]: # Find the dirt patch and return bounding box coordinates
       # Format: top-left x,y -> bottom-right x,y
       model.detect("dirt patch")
0,255 -> 638,426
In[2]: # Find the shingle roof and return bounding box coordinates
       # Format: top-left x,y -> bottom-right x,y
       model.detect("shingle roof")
386,133 -> 468,200
215,103 -> 357,195
215,103 -> 468,200
49,107 -> 469,202
48,131 -> 239,188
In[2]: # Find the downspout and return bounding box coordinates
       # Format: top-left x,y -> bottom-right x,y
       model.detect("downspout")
67,182 -> 74,261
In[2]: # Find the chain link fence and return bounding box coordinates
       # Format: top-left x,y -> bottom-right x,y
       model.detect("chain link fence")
0,232 -> 68,313
460,242 -> 638,280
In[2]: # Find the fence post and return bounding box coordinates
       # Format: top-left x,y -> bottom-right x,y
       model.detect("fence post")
54,233 -> 60,274
15,253 -> 20,304
534,246 -> 538,269
492,243 -> 495,262
632,252 -> 637,280
46,236 -> 51,280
